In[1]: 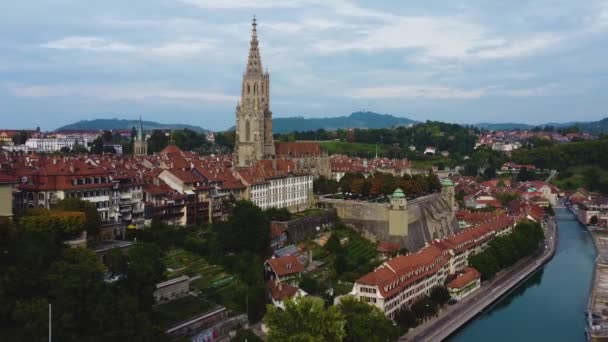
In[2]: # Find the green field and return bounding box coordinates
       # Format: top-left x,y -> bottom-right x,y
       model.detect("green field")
163,249 -> 234,293
552,165 -> 608,191
319,141 -> 387,157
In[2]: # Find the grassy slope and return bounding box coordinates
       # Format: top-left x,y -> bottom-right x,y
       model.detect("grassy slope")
319,141 -> 387,157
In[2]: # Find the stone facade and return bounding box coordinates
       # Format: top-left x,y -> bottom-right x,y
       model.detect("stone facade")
270,208 -> 338,243
318,191 -> 458,252
234,17 -> 274,167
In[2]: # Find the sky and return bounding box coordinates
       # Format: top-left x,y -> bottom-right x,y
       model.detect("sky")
1,0 -> 608,131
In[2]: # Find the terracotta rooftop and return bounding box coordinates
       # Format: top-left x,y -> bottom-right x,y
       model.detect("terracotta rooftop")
447,267 -> 481,289
266,255 -> 304,277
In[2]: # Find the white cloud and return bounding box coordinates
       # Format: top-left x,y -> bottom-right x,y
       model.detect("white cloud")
350,85 -> 485,99
501,83 -> 561,97
41,36 -> 217,58
175,0 -> 313,9
8,83 -> 238,103
42,36 -> 134,52
315,16 -> 563,63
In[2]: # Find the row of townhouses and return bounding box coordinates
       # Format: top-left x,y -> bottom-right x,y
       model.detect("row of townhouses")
350,215 -> 515,318
0,142 -> 313,239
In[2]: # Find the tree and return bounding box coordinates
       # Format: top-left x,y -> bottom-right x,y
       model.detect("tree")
264,297 -> 346,342
54,198 -> 101,237
394,308 -> 417,332
590,215 -> 599,225
411,296 -> 438,321
299,275 -> 323,296
337,296 -> 400,342
148,130 -> 169,154
265,207 -> 292,221
217,201 -> 269,255
12,130 -> 29,145
123,244 -> 165,303
324,234 -> 343,254
429,286 -> 451,305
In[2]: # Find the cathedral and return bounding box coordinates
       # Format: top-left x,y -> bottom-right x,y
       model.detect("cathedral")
234,17 -> 275,167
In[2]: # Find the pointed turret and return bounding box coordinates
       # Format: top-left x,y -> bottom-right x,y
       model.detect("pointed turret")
246,15 -> 263,76
138,114 -> 144,141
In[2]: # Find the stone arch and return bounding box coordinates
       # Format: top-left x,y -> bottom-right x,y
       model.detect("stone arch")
245,120 -> 251,141
247,83 -> 251,94
253,82 -> 258,95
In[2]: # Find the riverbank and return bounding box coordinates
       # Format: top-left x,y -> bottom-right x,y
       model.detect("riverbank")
401,217 -> 557,341
585,227 -> 608,341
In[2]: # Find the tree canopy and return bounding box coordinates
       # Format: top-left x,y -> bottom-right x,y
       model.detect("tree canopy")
337,296 -> 400,342
264,297 -> 346,342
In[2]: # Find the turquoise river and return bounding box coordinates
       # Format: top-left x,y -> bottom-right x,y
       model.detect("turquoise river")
449,207 -> 595,342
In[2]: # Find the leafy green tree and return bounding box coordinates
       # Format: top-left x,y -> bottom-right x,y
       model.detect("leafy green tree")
299,275 -> 323,296
337,296 -> 400,342
411,296 -> 439,320
12,130 -> 29,145
265,207 -> 292,221
590,215 -> 599,225
46,248 -> 106,340
148,130 -> 169,154
429,286 -> 451,305
496,192 -> 520,206
54,198 -> 101,237
264,297 -> 346,342
394,308 -> 417,332
123,244 -> 165,303
217,201 -> 270,255
324,234 -> 343,254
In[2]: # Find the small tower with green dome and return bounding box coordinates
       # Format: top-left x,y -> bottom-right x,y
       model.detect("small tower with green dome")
389,188 -> 409,236
441,178 -> 455,210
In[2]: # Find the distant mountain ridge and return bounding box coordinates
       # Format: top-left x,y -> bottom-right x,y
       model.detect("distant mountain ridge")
272,111 -> 417,134
56,119 -> 208,133
474,117 -> 608,132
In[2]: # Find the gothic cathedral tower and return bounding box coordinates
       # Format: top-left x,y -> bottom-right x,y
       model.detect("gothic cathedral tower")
234,17 -> 275,167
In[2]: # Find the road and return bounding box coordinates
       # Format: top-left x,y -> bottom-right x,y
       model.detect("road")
545,169 -> 558,183
401,217 -> 557,342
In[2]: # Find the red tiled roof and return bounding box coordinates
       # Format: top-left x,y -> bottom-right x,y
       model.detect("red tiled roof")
275,142 -> 321,157
447,267 -> 480,289
267,280 -> 300,301
377,241 -> 400,253
266,255 -> 304,277
0,173 -> 17,183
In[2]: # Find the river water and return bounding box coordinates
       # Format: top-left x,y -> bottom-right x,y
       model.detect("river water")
449,208 -> 596,342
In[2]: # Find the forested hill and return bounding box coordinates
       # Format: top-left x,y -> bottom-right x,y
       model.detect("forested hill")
474,116 -> 608,133
272,111 -> 417,134
275,121 -> 478,160
56,119 -> 208,133
512,138 -> 608,193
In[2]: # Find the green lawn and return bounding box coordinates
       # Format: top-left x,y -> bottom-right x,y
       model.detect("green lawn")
319,141 -> 387,157
552,165 -> 608,191
163,248 -> 235,293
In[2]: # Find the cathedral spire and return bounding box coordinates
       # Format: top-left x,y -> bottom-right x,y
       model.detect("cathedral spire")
246,15 -> 262,75
138,114 -> 144,141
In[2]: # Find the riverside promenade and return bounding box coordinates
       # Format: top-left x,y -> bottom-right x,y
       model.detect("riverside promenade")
401,217 -> 557,342
585,229 -> 608,341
